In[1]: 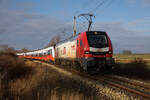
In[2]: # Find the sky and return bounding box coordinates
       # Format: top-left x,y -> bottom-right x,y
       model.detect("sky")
0,0 -> 150,53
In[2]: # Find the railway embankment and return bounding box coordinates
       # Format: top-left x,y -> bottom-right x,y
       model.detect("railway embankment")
1,53 -> 150,100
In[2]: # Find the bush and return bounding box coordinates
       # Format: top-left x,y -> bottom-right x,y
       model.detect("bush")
0,54 -> 33,80
0,54 -> 34,99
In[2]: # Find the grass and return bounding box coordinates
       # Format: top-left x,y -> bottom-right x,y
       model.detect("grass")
0,53 -> 101,100
18,67 -> 101,100
112,57 -> 150,80
114,54 -> 150,61
0,53 -> 34,100
0,53 -> 33,80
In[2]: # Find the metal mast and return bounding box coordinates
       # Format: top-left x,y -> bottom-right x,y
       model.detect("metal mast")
73,16 -> 76,36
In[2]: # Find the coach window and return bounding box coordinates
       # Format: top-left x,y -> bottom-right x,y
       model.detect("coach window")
63,47 -> 66,55
50,50 -> 52,55
80,40 -> 82,46
77,40 -> 79,46
48,50 -> 50,55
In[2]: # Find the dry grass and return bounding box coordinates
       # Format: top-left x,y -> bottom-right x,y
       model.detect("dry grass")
114,54 -> 150,60
112,58 -> 150,80
0,53 -> 33,80
0,54 -> 101,100
17,67 -> 101,100
0,53 -> 34,99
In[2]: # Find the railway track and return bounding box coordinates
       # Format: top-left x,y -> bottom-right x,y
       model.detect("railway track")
104,75 -> 150,92
64,68 -> 150,99
96,75 -> 150,99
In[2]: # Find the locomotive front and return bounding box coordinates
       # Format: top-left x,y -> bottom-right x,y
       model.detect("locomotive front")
77,31 -> 115,71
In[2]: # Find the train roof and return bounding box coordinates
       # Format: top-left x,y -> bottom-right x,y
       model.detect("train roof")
17,46 -> 54,55
55,31 -> 107,46
55,34 -> 78,46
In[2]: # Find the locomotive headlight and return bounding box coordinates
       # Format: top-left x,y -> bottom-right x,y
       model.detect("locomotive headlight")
109,51 -> 112,54
84,51 -> 90,54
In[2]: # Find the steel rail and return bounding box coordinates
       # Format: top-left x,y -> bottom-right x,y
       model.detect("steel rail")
95,76 -> 150,99
104,75 -> 150,90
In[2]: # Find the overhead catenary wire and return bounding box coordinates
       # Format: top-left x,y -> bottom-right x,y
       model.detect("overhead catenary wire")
89,0 -> 110,13
75,0 -> 113,32
94,0 -> 114,15
56,0 -> 100,36
52,0 -> 114,39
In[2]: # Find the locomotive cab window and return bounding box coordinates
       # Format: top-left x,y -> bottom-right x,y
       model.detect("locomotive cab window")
87,32 -> 108,48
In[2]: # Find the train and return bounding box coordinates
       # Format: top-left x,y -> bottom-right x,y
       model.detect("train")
17,31 -> 115,72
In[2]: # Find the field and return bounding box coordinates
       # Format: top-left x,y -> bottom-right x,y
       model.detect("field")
112,54 -> 150,80
0,53 -> 101,100
114,54 -> 150,61
114,54 -> 150,64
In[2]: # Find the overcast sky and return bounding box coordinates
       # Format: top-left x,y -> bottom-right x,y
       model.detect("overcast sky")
0,0 -> 150,53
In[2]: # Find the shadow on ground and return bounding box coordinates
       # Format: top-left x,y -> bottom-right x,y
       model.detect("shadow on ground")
108,58 -> 150,80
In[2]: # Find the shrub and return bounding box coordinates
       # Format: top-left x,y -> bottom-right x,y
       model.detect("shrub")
0,54 -> 33,80
0,54 -> 33,99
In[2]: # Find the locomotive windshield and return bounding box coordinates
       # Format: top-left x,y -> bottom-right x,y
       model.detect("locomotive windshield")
87,32 -> 108,48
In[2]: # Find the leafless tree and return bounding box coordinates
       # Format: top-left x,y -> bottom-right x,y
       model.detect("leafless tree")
0,45 -> 16,54
48,35 -> 61,46
122,50 -> 132,54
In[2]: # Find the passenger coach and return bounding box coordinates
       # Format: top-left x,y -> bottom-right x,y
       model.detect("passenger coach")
17,46 -> 55,62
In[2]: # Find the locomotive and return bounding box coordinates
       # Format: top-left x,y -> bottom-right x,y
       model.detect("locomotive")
17,31 -> 115,72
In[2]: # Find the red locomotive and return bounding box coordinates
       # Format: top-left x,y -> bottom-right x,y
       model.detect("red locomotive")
55,31 -> 115,72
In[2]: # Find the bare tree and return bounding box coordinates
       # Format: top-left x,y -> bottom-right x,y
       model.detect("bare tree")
48,38 -> 55,46
21,48 -> 28,53
55,35 -> 60,44
48,35 -> 61,46
0,45 -> 16,54
122,50 -> 132,54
